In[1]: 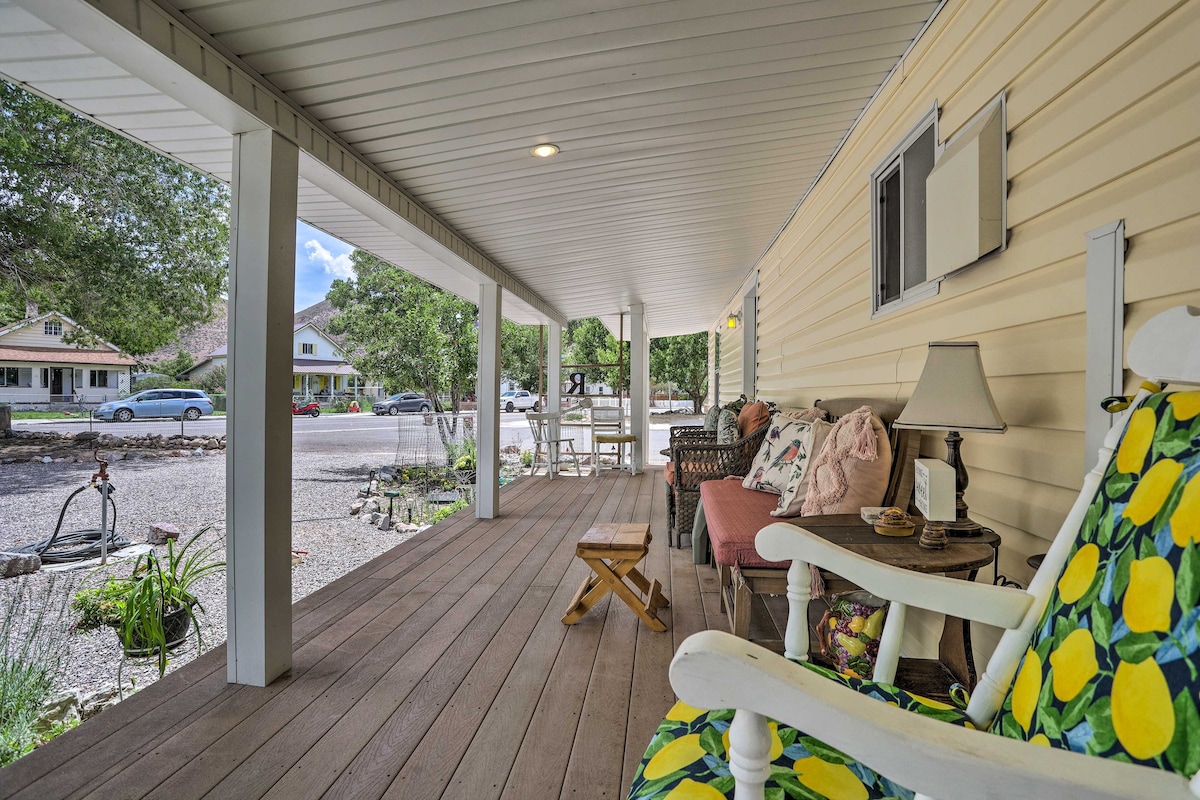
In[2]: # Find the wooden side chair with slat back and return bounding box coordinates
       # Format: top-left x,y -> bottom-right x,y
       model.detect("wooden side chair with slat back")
526,409 -> 581,479
628,305 -> 1200,800
590,404 -> 638,475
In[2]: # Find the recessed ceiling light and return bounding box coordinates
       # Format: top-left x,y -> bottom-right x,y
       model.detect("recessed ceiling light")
530,143 -> 560,158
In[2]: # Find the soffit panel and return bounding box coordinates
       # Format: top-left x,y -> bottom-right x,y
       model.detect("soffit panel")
162,0 -> 938,337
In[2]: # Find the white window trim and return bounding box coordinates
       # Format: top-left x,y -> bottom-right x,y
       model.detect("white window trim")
870,102 -> 942,319
44,319 -> 63,336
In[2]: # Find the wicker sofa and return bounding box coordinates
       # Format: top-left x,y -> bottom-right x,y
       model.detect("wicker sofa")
664,400 -> 772,547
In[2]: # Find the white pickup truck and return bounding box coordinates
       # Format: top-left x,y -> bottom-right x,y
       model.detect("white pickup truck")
500,390 -> 540,413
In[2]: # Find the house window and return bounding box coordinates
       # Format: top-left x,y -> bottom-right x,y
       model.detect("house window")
871,104 -> 940,317
89,370 -> 110,388
300,343 -> 315,355
0,367 -> 18,386
44,319 -> 62,336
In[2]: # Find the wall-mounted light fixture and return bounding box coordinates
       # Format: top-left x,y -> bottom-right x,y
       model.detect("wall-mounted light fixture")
726,311 -> 741,329
530,143 -> 560,158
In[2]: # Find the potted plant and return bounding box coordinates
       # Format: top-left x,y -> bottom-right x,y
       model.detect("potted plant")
72,530 -> 224,677
120,530 -> 224,676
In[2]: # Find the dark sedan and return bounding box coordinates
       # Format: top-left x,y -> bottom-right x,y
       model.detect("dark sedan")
372,392 -> 432,415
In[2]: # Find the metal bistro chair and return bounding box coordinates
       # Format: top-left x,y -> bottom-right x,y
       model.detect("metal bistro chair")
526,409 -> 582,479
590,404 -> 638,475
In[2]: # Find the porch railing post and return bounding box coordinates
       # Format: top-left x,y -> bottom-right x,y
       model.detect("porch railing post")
477,282 -> 502,518
226,128 -> 297,686
629,303 -> 649,474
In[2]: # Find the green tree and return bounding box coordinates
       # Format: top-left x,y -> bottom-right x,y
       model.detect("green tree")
326,250 -> 476,441
500,320 -> 544,393
650,332 -> 709,413
154,350 -> 195,380
0,81 -> 228,356
564,318 -> 624,394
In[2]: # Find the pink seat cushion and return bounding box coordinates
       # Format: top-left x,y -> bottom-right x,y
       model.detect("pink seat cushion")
700,479 -> 789,569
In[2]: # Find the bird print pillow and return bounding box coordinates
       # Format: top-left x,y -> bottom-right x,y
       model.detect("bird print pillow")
743,414 -> 819,495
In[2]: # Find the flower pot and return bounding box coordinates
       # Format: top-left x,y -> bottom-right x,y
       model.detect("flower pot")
121,605 -> 193,657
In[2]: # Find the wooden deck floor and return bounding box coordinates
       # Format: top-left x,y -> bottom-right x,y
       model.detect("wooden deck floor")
1,468 -> 767,800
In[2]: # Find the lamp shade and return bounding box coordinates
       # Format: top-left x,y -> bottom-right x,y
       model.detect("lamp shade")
894,342 -> 1007,433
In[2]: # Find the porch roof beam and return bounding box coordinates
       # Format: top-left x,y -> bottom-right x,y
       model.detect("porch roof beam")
16,0 -> 567,327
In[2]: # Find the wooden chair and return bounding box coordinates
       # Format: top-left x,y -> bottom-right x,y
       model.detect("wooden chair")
629,305 -> 1200,800
526,410 -> 581,479
590,404 -> 637,475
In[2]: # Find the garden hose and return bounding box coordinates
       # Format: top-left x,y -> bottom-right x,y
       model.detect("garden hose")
12,483 -> 132,564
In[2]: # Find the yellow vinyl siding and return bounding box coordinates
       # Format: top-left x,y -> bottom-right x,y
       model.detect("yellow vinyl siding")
718,325 -> 742,405
749,0 -> 1200,661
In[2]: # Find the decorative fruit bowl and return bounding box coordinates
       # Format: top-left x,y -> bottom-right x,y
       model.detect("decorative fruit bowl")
873,507 -> 915,537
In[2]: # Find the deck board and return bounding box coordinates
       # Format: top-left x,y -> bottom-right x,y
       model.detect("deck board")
0,469 -> 749,800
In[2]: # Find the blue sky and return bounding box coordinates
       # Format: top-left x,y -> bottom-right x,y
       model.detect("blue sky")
294,221 -> 355,311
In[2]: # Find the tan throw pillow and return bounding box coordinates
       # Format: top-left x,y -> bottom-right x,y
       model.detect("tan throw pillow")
777,407 -> 827,424
743,414 -> 812,494
801,407 -> 892,516
737,400 -> 770,438
771,420 -> 834,517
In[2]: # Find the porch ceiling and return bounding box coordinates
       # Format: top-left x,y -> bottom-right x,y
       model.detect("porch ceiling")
0,0 -> 940,336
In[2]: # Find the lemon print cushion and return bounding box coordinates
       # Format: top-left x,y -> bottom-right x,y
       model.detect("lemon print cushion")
627,661 -> 973,800
995,391 -> 1200,775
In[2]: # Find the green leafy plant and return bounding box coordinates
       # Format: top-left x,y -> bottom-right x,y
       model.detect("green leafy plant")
520,449 -> 534,467
1,577 -> 70,767
430,497 -> 469,523
120,530 -> 225,677
71,577 -> 134,631
449,436 -> 477,471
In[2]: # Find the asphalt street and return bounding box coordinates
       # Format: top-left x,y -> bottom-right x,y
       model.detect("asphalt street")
16,410 -> 684,461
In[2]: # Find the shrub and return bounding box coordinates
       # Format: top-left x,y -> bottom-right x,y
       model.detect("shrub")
1,577 -> 70,767
520,449 -> 534,467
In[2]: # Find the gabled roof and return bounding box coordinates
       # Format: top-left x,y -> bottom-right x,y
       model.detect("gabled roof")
0,312 -> 125,354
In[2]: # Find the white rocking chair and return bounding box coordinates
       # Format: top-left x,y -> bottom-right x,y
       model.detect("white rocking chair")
630,305 -> 1200,800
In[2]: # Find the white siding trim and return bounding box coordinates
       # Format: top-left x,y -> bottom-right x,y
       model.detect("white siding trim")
1084,220 -> 1125,471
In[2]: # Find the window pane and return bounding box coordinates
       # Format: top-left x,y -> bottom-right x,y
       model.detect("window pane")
881,167 -> 902,304
902,125 -> 936,291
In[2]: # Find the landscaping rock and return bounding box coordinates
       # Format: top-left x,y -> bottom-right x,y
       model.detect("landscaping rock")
394,522 -> 420,533
362,500 -> 380,515
349,499 -> 365,516
148,522 -> 181,545
79,688 -> 122,720
35,691 -> 82,734
379,515 -> 392,531
369,512 -> 384,526
0,551 -> 41,577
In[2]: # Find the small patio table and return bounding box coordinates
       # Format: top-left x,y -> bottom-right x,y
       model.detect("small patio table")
562,523 -> 669,631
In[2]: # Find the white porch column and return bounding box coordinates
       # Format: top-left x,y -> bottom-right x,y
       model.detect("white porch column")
629,303 -> 650,474
477,283 -> 502,518
227,129 -> 297,686
547,321 -> 562,412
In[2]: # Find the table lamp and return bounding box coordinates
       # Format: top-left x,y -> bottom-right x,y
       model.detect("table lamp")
893,342 -> 1006,537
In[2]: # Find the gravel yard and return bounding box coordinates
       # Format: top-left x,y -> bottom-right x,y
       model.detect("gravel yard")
0,450 -> 422,696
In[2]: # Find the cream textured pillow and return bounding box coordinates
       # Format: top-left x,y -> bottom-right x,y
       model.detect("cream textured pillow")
771,420 -> 834,517
800,407 -> 892,516
742,414 -> 813,494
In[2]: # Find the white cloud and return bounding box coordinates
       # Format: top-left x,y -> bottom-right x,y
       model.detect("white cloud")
304,239 -> 354,279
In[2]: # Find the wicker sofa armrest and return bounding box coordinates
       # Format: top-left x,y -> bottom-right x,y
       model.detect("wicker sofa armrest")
673,423 -> 769,490
669,425 -> 715,445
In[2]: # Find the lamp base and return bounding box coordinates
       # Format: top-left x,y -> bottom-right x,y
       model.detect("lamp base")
919,520 -> 948,550
942,516 -> 984,537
